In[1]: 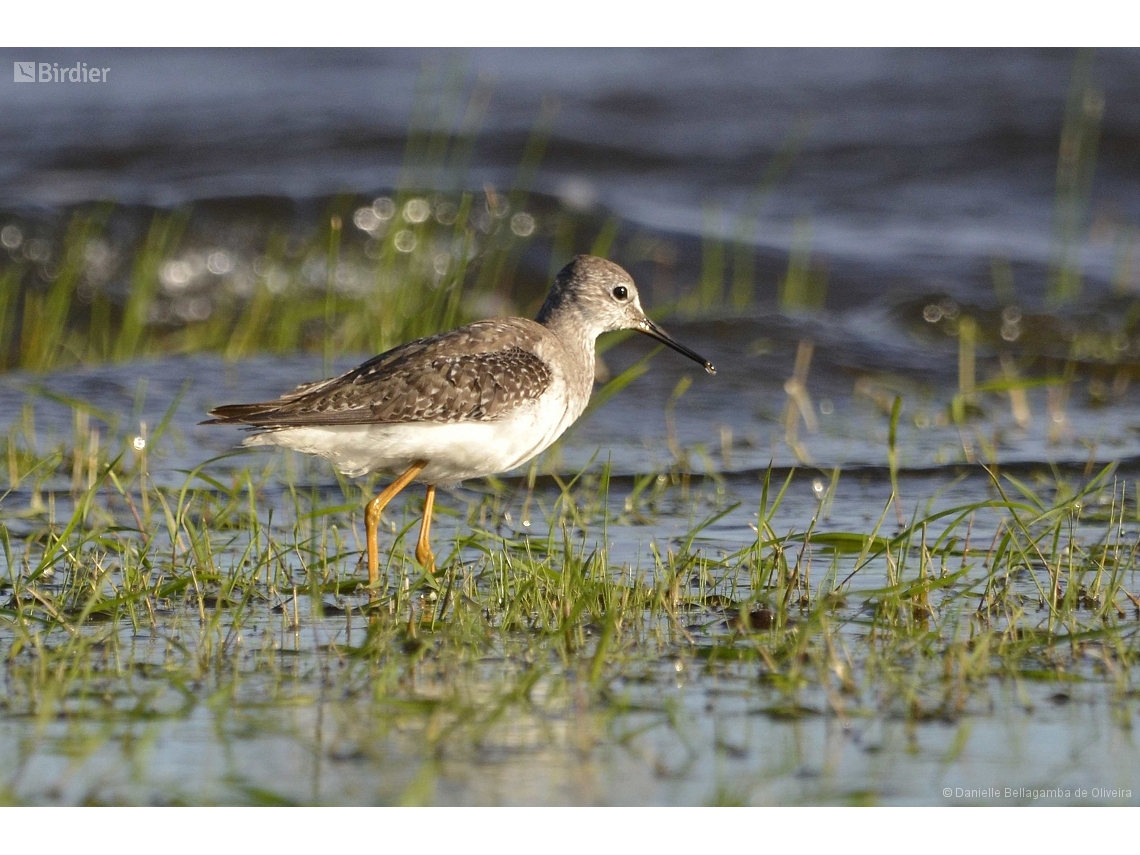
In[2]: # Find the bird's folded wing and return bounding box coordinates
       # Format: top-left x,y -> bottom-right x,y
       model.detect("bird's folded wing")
205,320 -> 554,427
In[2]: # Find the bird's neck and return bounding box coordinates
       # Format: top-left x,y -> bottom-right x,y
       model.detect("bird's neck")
538,311 -> 598,390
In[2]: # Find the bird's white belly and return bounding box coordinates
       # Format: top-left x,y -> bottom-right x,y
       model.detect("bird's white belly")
244,386 -> 582,485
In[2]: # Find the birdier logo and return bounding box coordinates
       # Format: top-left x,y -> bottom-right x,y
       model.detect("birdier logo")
13,61 -> 110,83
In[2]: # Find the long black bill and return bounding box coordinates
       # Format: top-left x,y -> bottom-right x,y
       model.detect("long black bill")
638,318 -> 716,375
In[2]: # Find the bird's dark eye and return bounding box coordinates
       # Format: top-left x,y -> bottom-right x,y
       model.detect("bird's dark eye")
612,285 -> 628,300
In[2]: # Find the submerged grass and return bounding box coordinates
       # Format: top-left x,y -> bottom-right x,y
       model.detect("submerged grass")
1,406 -> 1138,803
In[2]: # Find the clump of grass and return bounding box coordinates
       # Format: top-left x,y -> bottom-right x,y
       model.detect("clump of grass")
0,191 -> 538,374
1047,48 -> 1103,307
2,405 -> 1139,803
0,75 -> 567,376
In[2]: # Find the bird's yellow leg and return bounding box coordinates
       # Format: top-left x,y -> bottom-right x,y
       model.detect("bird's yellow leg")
365,461 -> 427,586
415,484 -> 437,576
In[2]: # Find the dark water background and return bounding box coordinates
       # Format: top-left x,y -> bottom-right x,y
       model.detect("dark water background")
4,48 -> 1140,292
4,48 -> 1140,474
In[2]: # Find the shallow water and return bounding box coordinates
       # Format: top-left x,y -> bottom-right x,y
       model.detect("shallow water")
3,48 -> 1140,805
3,336 -> 1140,804
4,652 -> 1137,805
6,309 -> 1140,482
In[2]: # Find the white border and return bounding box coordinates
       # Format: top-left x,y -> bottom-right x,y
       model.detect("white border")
0,1 -> 1131,48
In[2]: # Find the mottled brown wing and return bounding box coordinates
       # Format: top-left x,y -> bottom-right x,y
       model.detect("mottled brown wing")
205,320 -> 553,427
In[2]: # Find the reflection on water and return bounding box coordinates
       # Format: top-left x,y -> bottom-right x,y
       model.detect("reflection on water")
3,517 -> 1137,807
